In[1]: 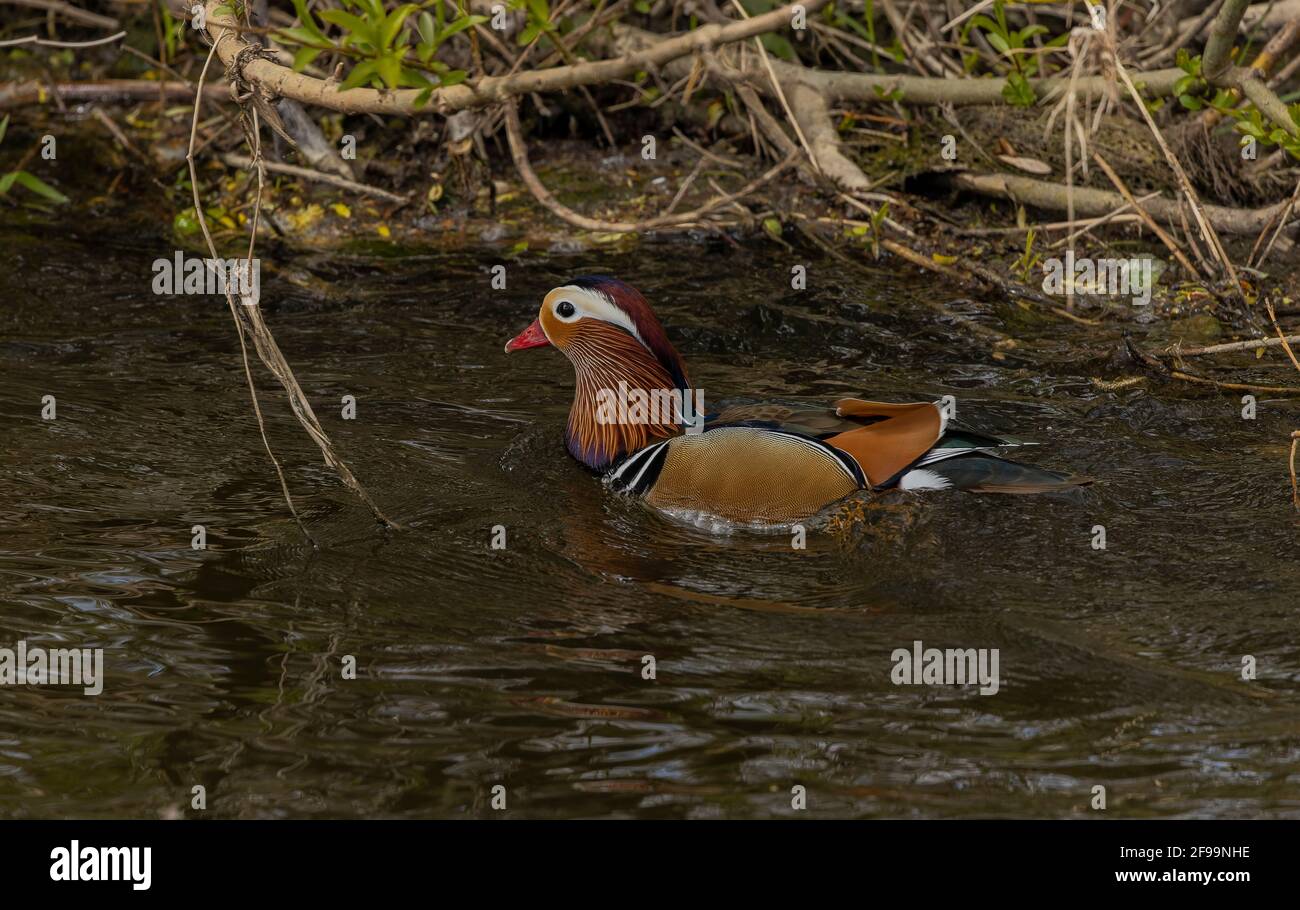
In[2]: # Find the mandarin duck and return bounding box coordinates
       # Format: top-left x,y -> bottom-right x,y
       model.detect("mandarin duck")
505,277 -> 1085,525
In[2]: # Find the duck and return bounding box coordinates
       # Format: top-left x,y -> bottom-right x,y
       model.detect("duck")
505,276 -> 1086,525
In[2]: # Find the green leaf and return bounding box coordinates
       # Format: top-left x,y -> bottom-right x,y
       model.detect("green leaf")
760,33 -> 795,60
440,14 -> 488,41
277,26 -> 327,46
985,32 -> 1010,56
12,170 -> 68,203
289,0 -> 328,42
517,22 -> 540,45
376,53 -> 402,88
292,47 -> 323,71
417,11 -> 435,45
0,171 -> 17,195
319,9 -> 376,46
0,114 -> 9,146
379,4 -> 419,49
439,69 -> 468,87
526,0 -> 550,24
340,59 -> 379,90
173,208 -> 200,236
1002,71 -> 1035,107
1178,94 -> 1203,111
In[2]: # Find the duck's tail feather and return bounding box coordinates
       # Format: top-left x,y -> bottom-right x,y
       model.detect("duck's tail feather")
913,453 -> 1093,494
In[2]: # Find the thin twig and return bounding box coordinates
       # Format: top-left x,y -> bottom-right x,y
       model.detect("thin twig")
503,98 -> 796,233
1093,151 -> 1203,281
219,152 -> 410,204
186,34 -> 315,546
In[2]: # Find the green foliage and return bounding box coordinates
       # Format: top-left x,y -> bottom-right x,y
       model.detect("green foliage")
827,0 -> 882,70
1175,49 -> 1300,158
1232,103 -> 1300,160
516,0 -> 553,47
1002,71 -> 1035,107
760,33 -> 797,60
0,115 -> 68,205
1013,228 -> 1042,284
276,0 -> 486,103
160,2 -> 181,63
1173,51 -> 1207,110
966,0 -> 1059,77
848,201 -> 889,259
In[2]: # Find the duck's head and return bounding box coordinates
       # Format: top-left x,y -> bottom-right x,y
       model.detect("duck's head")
505,276 -> 691,471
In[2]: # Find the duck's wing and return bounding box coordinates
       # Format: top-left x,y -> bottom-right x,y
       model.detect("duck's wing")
706,402 -> 866,437
904,453 -> 1092,494
607,426 -> 863,524
819,399 -> 946,489
705,398 -> 947,489
703,397 -> 1070,493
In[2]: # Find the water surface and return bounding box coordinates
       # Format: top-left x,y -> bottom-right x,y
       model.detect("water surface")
3,219 -> 1299,818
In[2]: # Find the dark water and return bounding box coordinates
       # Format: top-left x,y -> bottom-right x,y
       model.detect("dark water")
4,218 -> 1300,819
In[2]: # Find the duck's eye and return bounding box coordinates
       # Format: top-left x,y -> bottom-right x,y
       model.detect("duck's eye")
555,300 -> 576,319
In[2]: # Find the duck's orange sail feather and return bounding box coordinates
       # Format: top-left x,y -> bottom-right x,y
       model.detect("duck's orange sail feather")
824,399 -> 943,488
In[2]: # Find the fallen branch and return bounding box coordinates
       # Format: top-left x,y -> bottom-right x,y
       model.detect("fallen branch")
1174,334 -> 1300,356
607,22 -> 1185,106
0,0 -> 118,30
947,171 -> 1293,236
0,80 -> 229,109
219,152 -> 409,204
203,0 -> 825,116
1129,336 -> 1300,394
785,80 -> 869,193
0,30 -> 126,49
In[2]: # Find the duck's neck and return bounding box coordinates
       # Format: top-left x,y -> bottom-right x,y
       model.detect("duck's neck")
565,336 -> 690,471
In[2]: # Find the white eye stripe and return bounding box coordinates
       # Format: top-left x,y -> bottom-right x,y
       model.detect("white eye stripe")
551,285 -> 648,350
